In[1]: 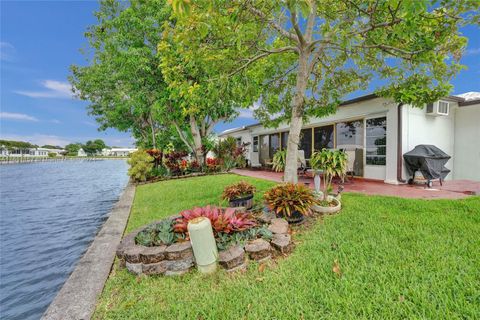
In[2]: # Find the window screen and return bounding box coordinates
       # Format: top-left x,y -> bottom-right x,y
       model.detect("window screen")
366,117 -> 386,165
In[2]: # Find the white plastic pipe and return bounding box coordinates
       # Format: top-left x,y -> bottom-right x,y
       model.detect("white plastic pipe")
188,217 -> 218,274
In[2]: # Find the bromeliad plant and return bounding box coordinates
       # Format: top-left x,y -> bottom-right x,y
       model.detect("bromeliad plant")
222,181 -> 256,201
135,219 -> 182,247
173,205 -> 256,236
310,149 -> 348,202
263,183 -> 317,219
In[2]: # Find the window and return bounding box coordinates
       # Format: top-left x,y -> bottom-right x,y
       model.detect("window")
235,137 -> 242,147
300,128 -> 312,159
252,136 -> 258,152
438,101 -> 449,115
314,125 -> 334,151
281,132 -> 289,149
336,120 -> 364,150
366,117 -> 386,165
269,134 -> 280,158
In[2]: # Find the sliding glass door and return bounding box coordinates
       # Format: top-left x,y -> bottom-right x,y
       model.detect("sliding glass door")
259,135 -> 270,166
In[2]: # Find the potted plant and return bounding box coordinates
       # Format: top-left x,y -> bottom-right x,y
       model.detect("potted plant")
263,183 -> 317,223
309,149 -> 347,214
222,181 -> 256,209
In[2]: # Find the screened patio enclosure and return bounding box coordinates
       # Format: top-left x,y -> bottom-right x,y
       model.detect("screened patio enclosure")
255,117 -> 387,177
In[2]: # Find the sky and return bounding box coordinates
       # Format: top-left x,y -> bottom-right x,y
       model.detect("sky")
1,1 -> 479,148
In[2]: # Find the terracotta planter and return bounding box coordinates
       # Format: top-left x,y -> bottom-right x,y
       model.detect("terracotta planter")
312,197 -> 341,215
229,194 -> 254,210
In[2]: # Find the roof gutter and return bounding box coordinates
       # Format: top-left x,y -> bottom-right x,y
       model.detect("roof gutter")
397,103 -> 406,183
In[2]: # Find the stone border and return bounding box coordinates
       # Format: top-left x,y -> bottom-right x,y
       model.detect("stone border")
117,210 -> 294,275
42,183 -> 136,320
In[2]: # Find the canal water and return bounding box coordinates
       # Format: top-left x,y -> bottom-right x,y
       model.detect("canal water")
0,160 -> 129,320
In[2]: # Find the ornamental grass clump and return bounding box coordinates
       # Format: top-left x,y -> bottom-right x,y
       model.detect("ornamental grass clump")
222,181 -> 256,201
263,183 -> 317,218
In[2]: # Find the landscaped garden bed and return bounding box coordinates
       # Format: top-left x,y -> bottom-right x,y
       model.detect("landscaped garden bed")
95,175 -> 480,319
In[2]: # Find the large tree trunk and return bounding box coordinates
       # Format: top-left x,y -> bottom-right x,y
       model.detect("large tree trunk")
283,52 -> 309,183
189,115 -> 205,165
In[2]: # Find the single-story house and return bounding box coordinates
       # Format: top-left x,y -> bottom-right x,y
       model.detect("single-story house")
101,148 -> 137,157
218,92 -> 480,183
0,147 -> 64,157
77,148 -> 87,157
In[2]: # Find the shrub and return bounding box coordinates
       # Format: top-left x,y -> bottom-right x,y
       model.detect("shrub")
145,148 -> 163,167
205,157 -> 221,172
163,151 -> 188,175
48,152 -> 57,158
272,150 -> 286,172
222,181 -> 256,201
173,206 -> 256,235
310,149 -> 347,201
263,183 -> 317,217
127,150 -> 154,182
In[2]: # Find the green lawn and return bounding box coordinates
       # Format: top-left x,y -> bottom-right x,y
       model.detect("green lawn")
95,174 -> 480,319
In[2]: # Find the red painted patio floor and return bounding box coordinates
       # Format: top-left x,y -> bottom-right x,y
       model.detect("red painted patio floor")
231,169 -> 480,199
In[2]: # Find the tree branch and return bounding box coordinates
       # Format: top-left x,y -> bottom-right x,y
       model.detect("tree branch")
305,2 -> 318,42
247,4 -> 299,44
290,9 -> 306,46
172,120 -> 194,152
229,46 -> 297,76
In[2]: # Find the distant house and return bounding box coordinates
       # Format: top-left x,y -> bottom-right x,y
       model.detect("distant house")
77,148 -> 87,157
101,148 -> 137,157
219,92 -> 480,182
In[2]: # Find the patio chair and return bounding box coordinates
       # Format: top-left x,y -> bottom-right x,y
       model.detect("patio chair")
297,150 -> 308,175
344,150 -> 356,181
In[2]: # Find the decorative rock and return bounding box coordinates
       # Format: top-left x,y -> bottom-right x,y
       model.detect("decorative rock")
268,218 -> 289,234
164,257 -> 194,276
126,261 -> 143,275
257,211 -> 275,224
142,261 -> 168,275
218,245 -> 245,270
271,233 -> 294,254
245,239 -> 271,262
166,241 -> 194,260
140,246 -> 167,264
124,246 -> 144,263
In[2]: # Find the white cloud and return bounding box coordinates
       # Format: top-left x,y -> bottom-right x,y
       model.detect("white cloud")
0,42 -> 15,61
0,112 -> 39,122
50,119 -> 62,124
237,101 -> 261,119
83,121 -> 96,127
465,48 -> 480,56
0,134 -> 72,147
15,80 -> 73,99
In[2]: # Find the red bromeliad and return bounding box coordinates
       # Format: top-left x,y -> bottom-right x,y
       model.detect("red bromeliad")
173,205 -> 256,235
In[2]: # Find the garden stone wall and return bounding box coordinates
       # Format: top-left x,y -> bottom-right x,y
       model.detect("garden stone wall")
116,211 -> 294,276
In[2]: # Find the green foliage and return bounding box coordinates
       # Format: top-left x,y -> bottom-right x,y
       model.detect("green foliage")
64,143 -> 82,156
0,140 -> 37,150
82,139 -> 107,155
264,183 -> 317,217
47,152 -> 57,158
135,220 -> 176,246
272,150 -> 286,172
310,149 -> 348,201
216,225 -> 273,251
127,150 -> 154,182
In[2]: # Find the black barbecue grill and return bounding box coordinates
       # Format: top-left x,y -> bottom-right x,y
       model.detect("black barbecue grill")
403,145 -> 451,188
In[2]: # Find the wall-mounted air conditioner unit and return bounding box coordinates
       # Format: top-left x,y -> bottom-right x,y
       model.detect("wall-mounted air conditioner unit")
426,101 -> 450,116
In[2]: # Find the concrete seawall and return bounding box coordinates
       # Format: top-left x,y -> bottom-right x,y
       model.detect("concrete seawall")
42,183 -> 136,320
